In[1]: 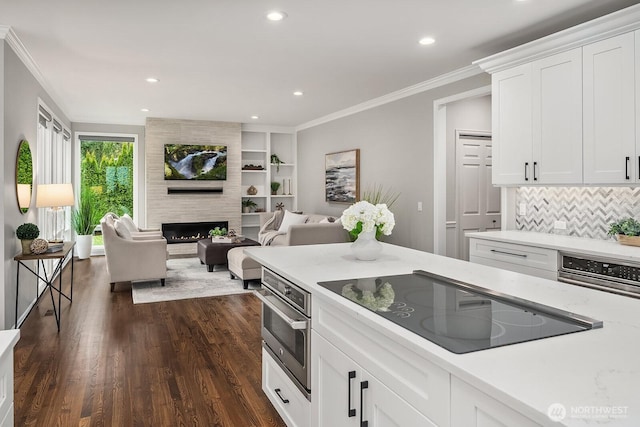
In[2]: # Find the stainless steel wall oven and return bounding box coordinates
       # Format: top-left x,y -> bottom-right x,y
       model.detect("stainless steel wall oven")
256,268 -> 311,400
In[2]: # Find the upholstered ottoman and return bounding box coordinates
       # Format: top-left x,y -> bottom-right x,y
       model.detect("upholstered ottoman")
197,238 -> 259,272
227,246 -> 262,288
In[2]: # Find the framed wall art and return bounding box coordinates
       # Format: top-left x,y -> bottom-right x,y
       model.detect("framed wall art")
325,149 -> 360,203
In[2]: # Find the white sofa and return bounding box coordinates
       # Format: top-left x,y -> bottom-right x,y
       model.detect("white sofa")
258,211 -> 349,246
101,214 -> 168,291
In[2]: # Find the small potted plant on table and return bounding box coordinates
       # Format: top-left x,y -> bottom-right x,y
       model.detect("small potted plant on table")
16,223 -> 40,255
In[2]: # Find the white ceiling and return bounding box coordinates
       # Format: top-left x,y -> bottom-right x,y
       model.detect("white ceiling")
1,0 -> 638,127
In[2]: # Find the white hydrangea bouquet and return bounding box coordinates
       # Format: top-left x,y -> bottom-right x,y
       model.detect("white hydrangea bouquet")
340,200 -> 395,240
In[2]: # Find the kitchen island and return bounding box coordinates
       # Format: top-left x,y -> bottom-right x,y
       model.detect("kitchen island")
245,242 -> 640,426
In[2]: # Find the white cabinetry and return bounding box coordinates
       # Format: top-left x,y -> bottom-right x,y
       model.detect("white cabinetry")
262,348 -> 310,427
313,332 -> 436,427
492,49 -> 582,185
312,295 -> 450,427
451,377 -> 541,427
241,125 -> 296,240
469,238 -> 558,280
583,32 -> 636,184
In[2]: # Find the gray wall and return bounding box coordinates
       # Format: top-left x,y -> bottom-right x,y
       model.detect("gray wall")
296,73 -> 491,252
3,41 -> 70,329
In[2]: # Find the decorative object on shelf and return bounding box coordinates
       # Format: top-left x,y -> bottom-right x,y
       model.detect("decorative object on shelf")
29,238 -> 49,255
288,178 -> 292,195
340,200 -> 395,261
36,183 -> 75,243
326,149 -> 360,203
242,198 -> 257,213
609,217 -> 640,246
242,164 -> 264,171
16,222 -> 40,255
72,188 -> 100,259
270,153 -> 283,172
255,208 -> 265,213
275,202 -> 285,210
341,279 -> 395,312
270,181 -> 281,195
246,185 -> 258,195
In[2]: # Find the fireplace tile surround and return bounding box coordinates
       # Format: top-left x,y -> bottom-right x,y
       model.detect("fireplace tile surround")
162,221 -> 229,244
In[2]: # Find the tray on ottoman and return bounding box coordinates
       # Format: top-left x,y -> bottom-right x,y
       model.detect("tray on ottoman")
197,238 -> 260,272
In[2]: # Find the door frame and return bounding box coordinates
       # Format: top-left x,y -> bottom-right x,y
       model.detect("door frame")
433,85 -> 491,256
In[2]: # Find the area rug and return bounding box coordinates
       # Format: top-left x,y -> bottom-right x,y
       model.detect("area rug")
131,257 -> 260,304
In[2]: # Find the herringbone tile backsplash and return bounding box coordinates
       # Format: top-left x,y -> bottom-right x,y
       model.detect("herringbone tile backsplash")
515,187 -> 640,240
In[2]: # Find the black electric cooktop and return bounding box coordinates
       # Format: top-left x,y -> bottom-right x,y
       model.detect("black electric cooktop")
318,270 -> 603,354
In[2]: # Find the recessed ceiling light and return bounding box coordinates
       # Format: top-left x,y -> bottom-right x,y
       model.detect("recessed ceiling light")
251,115 -> 259,120
293,91 -> 303,96
266,11 -> 287,21
141,108 -> 150,112
418,37 -> 436,46
146,77 -> 159,83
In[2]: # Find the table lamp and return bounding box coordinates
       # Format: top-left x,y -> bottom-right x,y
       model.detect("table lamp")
36,183 -> 75,243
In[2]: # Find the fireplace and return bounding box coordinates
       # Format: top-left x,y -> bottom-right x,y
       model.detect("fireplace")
162,221 -> 229,244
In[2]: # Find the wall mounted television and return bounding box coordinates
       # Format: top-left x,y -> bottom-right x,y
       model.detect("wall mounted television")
164,144 -> 227,180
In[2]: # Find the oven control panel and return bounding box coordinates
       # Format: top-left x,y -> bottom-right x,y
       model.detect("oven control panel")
562,255 -> 640,283
262,269 -> 311,316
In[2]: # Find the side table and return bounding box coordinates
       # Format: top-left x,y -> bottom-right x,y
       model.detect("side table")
14,241 -> 75,332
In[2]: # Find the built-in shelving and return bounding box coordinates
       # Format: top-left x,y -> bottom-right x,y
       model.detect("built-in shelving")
241,125 -> 297,240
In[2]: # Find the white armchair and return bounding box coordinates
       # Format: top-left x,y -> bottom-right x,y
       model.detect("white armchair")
101,214 -> 167,291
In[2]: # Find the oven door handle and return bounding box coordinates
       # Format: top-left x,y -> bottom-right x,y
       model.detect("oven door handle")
256,289 -> 308,330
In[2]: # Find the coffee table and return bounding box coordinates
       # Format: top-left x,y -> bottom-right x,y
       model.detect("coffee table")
197,238 -> 260,272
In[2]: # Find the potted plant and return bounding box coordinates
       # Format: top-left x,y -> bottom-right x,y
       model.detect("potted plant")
271,181 -> 281,195
16,222 -> 39,255
608,217 -> 640,246
271,153 -> 283,172
209,227 -> 228,238
72,189 -> 99,259
242,198 -> 257,213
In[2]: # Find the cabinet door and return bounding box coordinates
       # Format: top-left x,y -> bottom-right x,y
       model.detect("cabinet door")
532,48 -> 583,184
451,377 -> 541,427
583,33 -> 636,184
312,331 -> 359,427
492,64 -> 533,185
364,373 -> 438,427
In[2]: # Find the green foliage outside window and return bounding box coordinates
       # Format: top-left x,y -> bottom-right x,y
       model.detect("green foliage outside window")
80,141 -> 134,219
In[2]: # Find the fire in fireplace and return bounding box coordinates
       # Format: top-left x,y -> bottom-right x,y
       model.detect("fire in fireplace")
162,221 -> 229,244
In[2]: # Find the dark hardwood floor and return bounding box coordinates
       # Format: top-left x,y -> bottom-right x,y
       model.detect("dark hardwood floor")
14,256 -> 286,427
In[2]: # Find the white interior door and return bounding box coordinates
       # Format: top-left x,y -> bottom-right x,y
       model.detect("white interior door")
456,131 -> 501,261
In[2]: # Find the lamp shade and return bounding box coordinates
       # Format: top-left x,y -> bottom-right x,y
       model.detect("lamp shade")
36,183 -> 75,208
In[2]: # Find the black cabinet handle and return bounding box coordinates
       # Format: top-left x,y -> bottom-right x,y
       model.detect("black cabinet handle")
524,162 -> 529,181
638,156 -> 640,180
274,388 -> 289,404
533,161 -> 538,181
348,371 -> 356,417
626,156 -> 630,180
360,380 -> 369,427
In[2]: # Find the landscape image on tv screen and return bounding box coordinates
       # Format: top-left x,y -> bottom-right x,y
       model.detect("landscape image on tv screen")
164,144 -> 227,180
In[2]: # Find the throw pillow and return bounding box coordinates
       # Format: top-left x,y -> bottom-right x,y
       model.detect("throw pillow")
113,219 -> 132,239
120,214 -> 139,233
278,210 -> 308,234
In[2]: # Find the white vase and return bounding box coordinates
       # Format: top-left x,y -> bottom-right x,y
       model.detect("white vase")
351,230 -> 382,261
76,235 -> 93,259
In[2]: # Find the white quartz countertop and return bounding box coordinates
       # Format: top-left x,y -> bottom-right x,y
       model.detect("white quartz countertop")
245,243 -> 640,426
467,230 -> 640,262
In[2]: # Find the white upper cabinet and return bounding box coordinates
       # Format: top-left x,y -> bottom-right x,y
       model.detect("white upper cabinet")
532,48 -> 583,184
492,64 -> 532,185
583,33 -> 636,184
492,49 -> 582,185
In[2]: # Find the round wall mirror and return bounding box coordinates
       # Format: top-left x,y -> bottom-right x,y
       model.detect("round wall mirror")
16,140 -> 33,214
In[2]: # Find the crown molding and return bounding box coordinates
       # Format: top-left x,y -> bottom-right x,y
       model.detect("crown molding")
474,4 -> 640,74
296,64 -> 483,132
